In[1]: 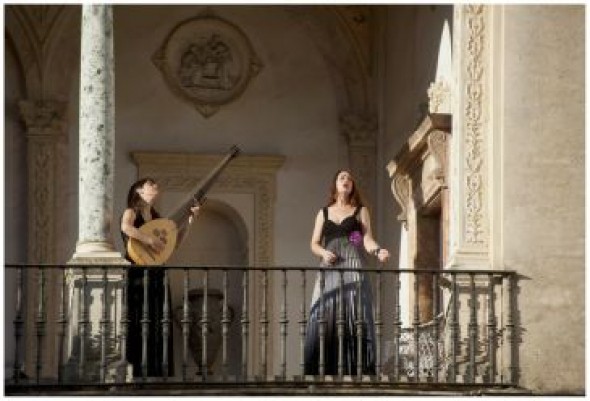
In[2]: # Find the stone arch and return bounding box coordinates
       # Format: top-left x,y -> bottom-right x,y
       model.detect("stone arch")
167,199 -> 248,375
285,6 -> 371,116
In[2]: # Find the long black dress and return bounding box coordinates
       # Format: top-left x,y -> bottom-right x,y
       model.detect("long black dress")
121,208 -> 174,378
304,206 -> 376,376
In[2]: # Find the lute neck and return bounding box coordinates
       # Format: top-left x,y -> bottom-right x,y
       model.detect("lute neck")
167,145 -> 241,228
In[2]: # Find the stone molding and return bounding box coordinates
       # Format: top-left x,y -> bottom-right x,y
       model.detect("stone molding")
132,151 -> 284,268
153,9 -> 263,118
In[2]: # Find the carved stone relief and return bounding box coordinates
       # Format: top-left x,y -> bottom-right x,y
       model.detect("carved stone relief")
153,10 -> 263,118
19,99 -> 67,377
460,4 -> 487,246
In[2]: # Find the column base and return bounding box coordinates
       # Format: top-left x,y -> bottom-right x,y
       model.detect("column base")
70,241 -> 129,264
444,248 -> 490,270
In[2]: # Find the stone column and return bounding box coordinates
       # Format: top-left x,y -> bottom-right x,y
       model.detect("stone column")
340,113 -> 377,210
71,4 -> 122,261
65,5 -> 128,382
19,99 -> 67,378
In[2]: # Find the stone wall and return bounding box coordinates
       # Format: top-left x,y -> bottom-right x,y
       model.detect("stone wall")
499,5 -> 585,393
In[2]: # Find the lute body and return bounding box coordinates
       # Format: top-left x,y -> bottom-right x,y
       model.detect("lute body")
127,145 -> 240,265
127,218 -> 178,265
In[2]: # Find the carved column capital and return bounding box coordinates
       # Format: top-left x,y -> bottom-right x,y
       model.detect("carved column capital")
19,100 -> 67,138
340,113 -> 377,146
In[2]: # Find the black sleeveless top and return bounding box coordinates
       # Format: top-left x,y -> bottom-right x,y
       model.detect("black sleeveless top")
321,206 -> 363,245
121,207 -> 160,262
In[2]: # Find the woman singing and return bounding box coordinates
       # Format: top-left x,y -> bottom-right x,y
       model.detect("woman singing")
304,169 -> 390,376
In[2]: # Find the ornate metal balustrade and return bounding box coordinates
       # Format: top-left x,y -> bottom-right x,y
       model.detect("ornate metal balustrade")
4,264 -> 520,395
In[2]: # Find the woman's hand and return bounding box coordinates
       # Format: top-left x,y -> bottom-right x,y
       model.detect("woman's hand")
147,236 -> 165,253
376,248 -> 390,263
188,204 -> 201,225
321,249 -> 338,265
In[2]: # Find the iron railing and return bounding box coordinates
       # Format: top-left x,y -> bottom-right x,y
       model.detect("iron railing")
4,263 -> 519,392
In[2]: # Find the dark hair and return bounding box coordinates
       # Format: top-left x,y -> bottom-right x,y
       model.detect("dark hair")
326,169 -> 364,208
127,177 -> 157,209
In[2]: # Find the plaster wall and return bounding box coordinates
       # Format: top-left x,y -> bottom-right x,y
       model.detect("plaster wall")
500,5 -> 584,393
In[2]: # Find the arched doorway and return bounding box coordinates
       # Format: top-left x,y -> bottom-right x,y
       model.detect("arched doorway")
168,200 -> 248,376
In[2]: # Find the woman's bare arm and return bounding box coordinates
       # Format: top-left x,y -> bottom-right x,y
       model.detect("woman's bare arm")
310,209 -> 336,264
359,207 -> 390,262
120,208 -> 163,251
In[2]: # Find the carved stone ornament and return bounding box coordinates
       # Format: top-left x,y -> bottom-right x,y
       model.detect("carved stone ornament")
387,114 -> 450,223
153,10 -> 263,118
462,4 -> 486,245
427,80 -> 451,115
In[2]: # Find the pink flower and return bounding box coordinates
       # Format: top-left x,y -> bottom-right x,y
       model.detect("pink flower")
349,230 -> 363,247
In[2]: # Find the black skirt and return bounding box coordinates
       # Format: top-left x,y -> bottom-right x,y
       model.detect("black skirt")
126,267 -> 174,377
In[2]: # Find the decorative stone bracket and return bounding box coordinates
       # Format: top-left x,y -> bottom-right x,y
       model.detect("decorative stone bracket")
387,113 -> 451,223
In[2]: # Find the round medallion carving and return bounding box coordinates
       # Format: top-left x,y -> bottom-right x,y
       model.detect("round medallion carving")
153,11 -> 263,118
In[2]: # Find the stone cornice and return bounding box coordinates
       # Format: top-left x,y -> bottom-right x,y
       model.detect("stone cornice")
131,152 -> 285,175
387,113 -> 450,178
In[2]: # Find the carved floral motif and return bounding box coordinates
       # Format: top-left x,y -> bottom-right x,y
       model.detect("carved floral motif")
462,5 -> 486,245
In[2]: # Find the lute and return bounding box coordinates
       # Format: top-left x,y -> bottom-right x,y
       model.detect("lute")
127,145 -> 241,265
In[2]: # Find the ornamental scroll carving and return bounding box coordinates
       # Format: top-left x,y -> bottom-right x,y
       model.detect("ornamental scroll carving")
19,100 -> 67,264
153,10 -> 263,118
462,4 -> 486,245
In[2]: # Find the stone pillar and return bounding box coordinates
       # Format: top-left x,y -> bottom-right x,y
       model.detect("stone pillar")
65,5 -> 128,382
340,113 -> 377,210
447,4 -> 491,270
19,99 -> 67,378
71,4 -> 122,261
